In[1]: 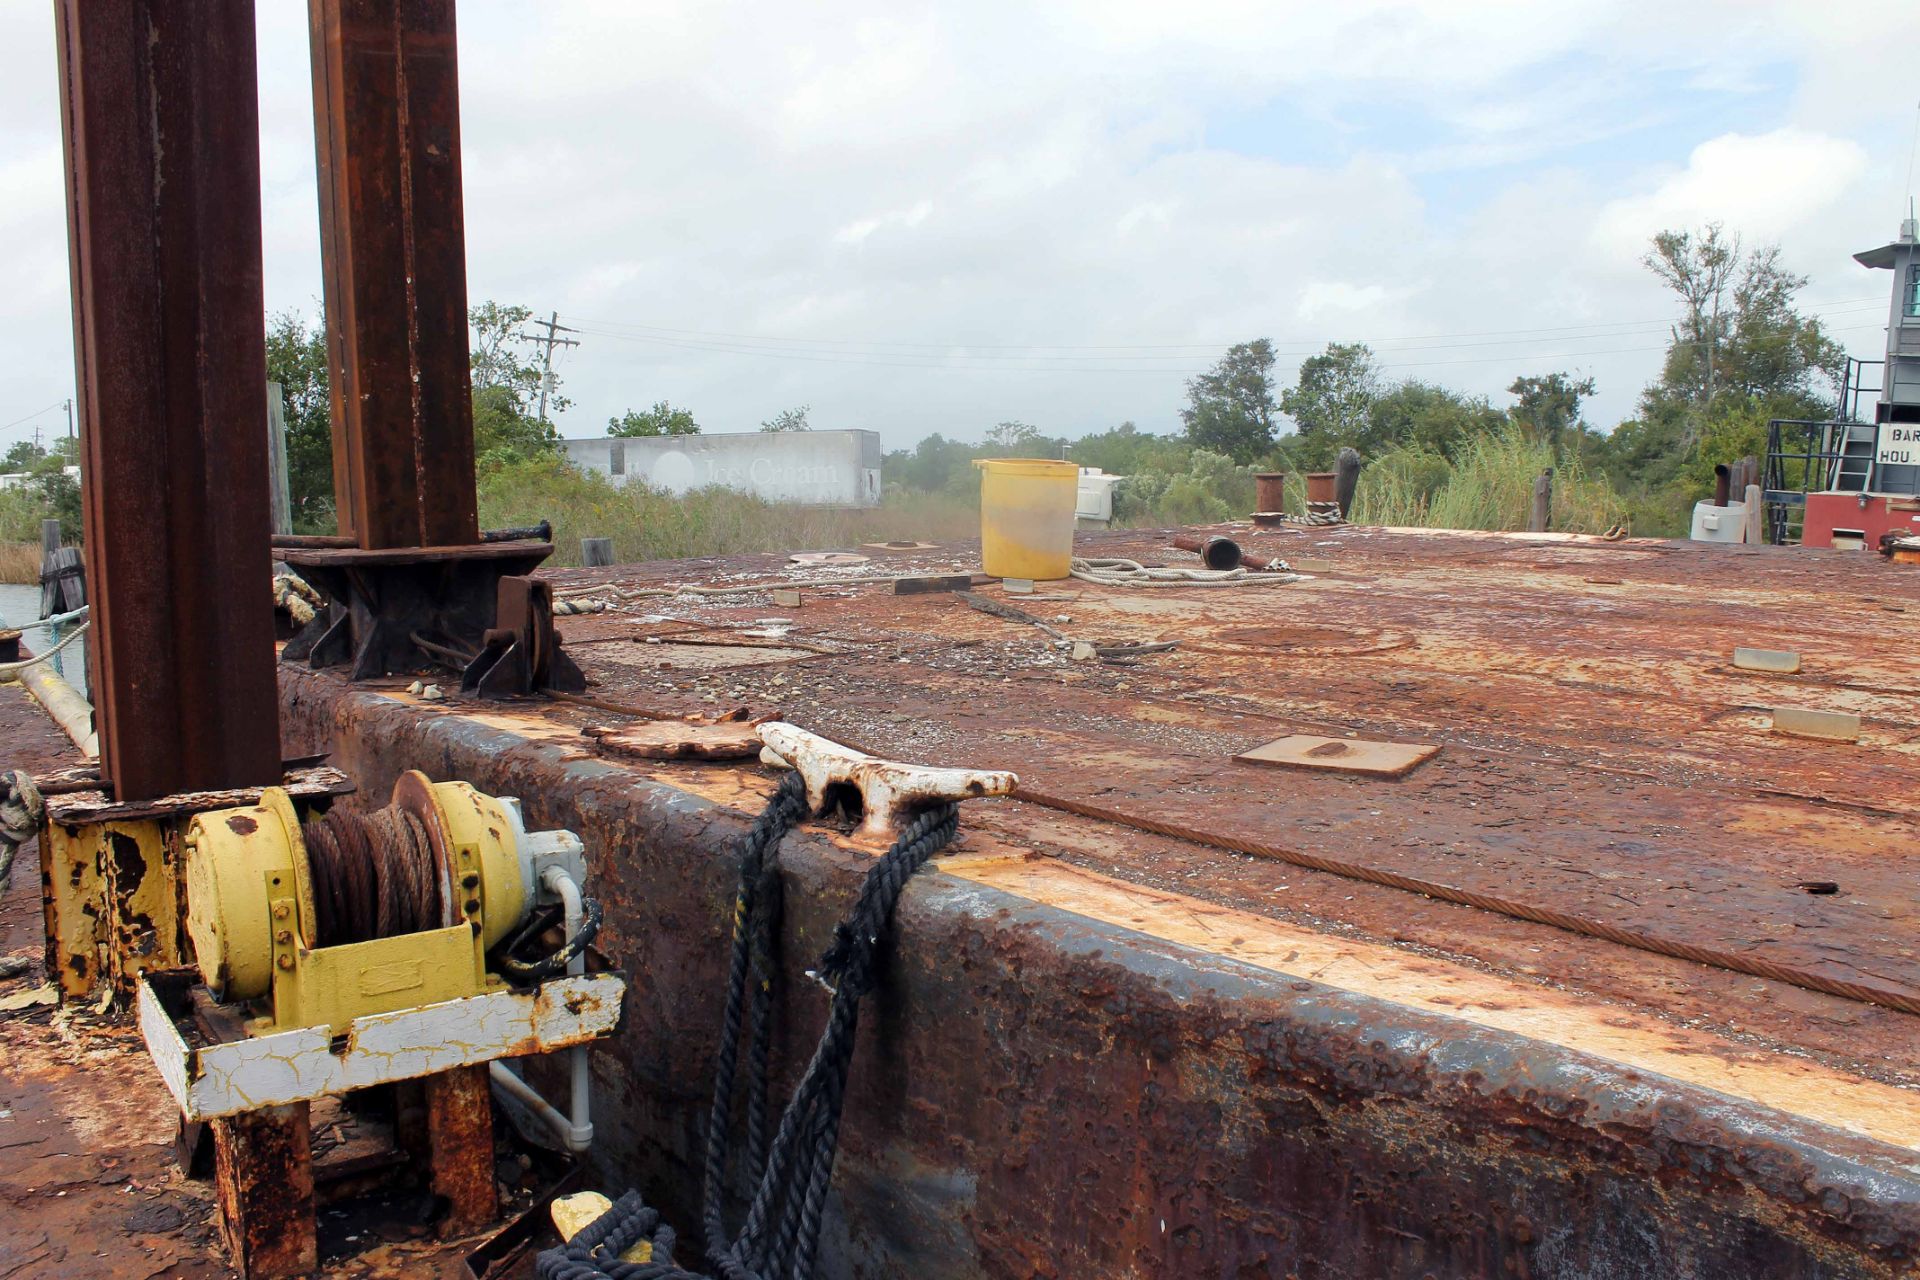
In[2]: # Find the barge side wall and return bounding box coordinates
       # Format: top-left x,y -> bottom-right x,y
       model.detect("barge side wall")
281,671 -> 1920,1279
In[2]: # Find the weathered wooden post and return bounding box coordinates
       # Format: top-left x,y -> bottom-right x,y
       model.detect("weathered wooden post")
581,537 -> 613,567
1529,469 -> 1553,533
1334,447 -> 1362,519
266,381 -> 292,537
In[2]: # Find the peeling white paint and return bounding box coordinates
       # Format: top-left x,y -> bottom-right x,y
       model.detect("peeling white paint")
137,974 -> 624,1121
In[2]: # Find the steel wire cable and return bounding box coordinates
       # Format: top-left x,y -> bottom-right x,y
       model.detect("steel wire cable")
302,806 -> 442,946
1011,786 -> 1920,1018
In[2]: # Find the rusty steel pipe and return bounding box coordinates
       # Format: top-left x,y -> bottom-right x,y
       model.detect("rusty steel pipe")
1712,464 -> 1732,507
1253,472 -> 1286,513
1171,535 -> 1289,572
1173,534 -> 1242,570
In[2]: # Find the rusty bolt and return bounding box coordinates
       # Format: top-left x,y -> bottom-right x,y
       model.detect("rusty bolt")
275,929 -> 292,945
465,898 -> 481,915
461,873 -> 480,890
276,954 -> 294,970
272,902 -> 290,920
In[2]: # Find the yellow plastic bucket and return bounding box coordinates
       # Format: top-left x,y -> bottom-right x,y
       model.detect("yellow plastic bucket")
974,458 -> 1079,580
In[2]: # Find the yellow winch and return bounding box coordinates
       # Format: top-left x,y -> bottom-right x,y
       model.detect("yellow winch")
183,769 -> 586,1034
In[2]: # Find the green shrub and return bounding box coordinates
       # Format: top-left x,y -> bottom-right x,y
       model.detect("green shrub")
1363,428 -> 1626,534
477,454 -> 979,566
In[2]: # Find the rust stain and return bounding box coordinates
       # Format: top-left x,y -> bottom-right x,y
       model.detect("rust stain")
266,524 -> 1920,1278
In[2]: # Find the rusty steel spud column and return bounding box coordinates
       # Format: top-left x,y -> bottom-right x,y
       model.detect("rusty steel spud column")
309,0 -> 480,549
54,0 -> 283,800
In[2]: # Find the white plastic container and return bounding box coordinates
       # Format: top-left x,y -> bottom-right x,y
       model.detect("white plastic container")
1690,500 -> 1748,543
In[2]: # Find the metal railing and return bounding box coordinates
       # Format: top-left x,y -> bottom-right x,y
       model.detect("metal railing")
1762,419 -> 1860,546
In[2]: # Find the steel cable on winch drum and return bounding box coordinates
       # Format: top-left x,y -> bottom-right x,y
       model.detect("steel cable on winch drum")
536,772 -> 964,1280
301,806 -> 443,946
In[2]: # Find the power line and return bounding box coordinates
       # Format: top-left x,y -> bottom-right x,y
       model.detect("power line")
562,298 -> 1888,357
0,399 -> 71,436
573,304 -> 1888,365
565,314 -> 1891,377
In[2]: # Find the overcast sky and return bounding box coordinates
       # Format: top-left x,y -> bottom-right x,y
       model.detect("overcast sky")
3,1 -> 1917,454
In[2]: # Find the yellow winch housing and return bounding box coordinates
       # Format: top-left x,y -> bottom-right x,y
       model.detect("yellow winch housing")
183,770 -> 578,1034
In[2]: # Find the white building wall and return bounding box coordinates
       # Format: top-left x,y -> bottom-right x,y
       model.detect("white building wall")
564,430 -> 882,508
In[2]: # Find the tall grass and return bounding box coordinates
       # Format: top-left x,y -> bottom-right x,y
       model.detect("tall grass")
1352,430 -> 1626,534
0,542 -> 37,585
478,455 -> 979,567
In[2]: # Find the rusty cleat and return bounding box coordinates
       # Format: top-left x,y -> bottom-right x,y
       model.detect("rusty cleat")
757,722 -> 1017,839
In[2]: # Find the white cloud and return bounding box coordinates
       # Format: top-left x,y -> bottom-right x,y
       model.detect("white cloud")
1591,128 -> 1870,262
1,1 -> 1917,453
1297,282 -> 1389,322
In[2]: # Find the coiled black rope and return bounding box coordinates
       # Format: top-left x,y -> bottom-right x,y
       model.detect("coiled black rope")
536,772 -> 963,1280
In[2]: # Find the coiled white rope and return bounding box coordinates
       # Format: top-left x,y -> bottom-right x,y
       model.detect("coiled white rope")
1069,557 -> 1302,587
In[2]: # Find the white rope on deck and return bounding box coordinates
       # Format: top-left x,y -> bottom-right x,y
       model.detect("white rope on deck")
0,620 -> 89,679
554,572 -> 953,602
1069,557 -> 1302,587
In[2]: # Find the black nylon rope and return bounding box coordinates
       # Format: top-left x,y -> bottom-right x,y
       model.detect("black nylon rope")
537,773 -> 963,1280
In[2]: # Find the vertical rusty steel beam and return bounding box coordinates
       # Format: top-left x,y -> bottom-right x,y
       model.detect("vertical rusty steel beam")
309,0 -> 480,550
423,1065 -> 498,1236
212,1103 -> 318,1278
54,0 -> 284,801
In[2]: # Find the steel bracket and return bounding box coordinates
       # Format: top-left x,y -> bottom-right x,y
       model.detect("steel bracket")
461,576 -> 586,698
280,542 -> 559,682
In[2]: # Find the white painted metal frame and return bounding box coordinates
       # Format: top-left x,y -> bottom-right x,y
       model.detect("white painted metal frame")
137,972 -> 625,1121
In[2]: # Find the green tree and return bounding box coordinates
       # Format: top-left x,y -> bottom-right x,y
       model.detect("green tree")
26,437 -> 82,533
1644,224 -> 1740,424
1183,340 -> 1280,463
265,309 -> 336,530
3,439 -> 44,472
883,433 -> 980,495
609,401 -> 700,437
1507,372 -> 1597,460
1362,381 -> 1505,459
1067,421 -> 1188,477
760,405 -> 811,433
1598,224 -> 1849,531
468,302 -> 564,469
1641,226 -> 1842,438
470,303 -> 549,403
984,420 -> 1043,453
1279,342 -> 1379,449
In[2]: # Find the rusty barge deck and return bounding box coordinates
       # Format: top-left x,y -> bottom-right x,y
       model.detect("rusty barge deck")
10,521 -> 1920,1277
276,522 -> 1920,1278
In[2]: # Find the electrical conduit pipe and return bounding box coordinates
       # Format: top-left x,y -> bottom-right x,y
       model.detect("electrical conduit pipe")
487,866 -> 595,1153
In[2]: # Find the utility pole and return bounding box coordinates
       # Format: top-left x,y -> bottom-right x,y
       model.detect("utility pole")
521,311 -> 579,424
64,398 -> 74,440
